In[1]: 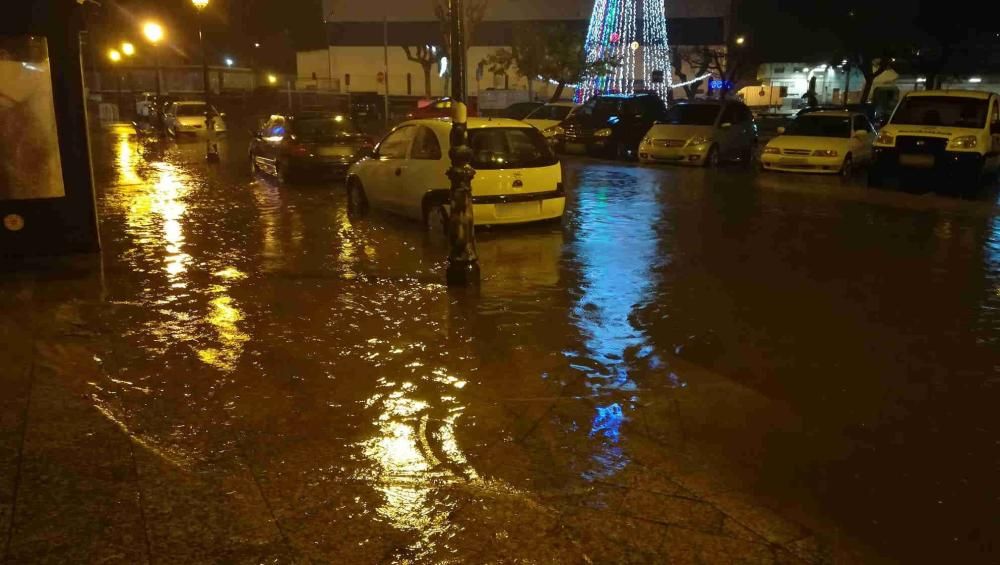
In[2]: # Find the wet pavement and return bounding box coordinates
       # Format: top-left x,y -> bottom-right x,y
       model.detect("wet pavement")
2,125 -> 999,564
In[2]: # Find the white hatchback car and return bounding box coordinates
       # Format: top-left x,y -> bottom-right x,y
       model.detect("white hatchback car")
761,111 -> 876,176
346,118 -> 565,228
164,101 -> 228,137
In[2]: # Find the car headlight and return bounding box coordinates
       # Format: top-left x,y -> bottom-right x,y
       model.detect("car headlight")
641,136 -> 652,145
812,149 -> 838,157
875,132 -> 895,146
687,135 -> 711,147
594,128 -> 613,138
544,125 -> 564,138
762,146 -> 781,155
949,135 -> 978,149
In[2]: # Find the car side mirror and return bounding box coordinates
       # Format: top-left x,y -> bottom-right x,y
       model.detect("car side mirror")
776,126 -> 786,135
720,122 -> 733,129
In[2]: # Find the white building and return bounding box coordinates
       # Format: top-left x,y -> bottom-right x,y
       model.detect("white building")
297,0 -> 733,100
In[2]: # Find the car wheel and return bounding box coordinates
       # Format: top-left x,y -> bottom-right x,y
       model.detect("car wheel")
424,201 -> 450,236
840,155 -> 854,179
347,179 -> 369,218
705,145 -> 720,168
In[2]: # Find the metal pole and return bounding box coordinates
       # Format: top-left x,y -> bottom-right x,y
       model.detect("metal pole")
445,0 -> 479,287
199,13 -> 220,162
383,16 -> 390,129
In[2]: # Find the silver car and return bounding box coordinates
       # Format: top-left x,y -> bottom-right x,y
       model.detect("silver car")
638,101 -> 757,167
164,101 -> 228,137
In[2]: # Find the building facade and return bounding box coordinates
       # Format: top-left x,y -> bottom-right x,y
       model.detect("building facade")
297,0 -> 732,100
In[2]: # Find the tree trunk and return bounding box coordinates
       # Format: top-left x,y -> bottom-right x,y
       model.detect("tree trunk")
860,78 -> 874,104
423,65 -> 433,97
550,82 -> 566,102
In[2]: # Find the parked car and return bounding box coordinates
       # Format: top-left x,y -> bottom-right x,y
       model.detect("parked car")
798,103 -> 881,125
870,89 -> 1000,190
163,101 -> 227,137
346,118 -> 565,228
638,100 -> 756,166
563,92 -> 667,159
760,111 -> 875,176
249,112 -> 374,184
406,97 -> 455,120
501,101 -> 545,121
523,102 -> 580,150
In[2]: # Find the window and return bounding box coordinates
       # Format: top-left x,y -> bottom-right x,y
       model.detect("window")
467,127 -> 557,170
853,115 -> 872,134
376,126 -> 415,159
291,116 -> 356,139
891,96 -> 988,128
786,116 -> 851,138
719,104 -> 739,125
411,127 -> 442,160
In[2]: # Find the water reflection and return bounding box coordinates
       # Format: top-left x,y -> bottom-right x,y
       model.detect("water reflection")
568,167 -> 669,480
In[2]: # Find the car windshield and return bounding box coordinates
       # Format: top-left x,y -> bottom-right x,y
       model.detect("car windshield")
584,97 -> 636,119
176,104 -> 209,116
662,104 -> 721,126
891,96 -> 988,128
468,127 -> 558,170
291,117 -> 357,139
785,115 -> 851,138
527,105 -> 574,121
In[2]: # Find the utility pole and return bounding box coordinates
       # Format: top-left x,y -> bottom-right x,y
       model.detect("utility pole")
445,0 -> 479,287
192,0 -> 220,162
383,16 -> 390,130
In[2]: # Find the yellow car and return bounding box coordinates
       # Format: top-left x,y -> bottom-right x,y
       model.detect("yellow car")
760,111 -> 876,176
346,118 -> 565,228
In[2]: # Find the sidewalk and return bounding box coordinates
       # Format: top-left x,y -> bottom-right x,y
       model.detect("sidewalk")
0,258 -> 877,564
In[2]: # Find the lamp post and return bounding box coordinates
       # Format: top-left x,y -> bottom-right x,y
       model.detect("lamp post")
191,0 -> 220,162
445,0 -> 479,287
121,42 -> 135,118
143,22 -> 165,135
108,49 -> 123,120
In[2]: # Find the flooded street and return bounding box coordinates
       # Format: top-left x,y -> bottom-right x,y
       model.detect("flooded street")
2,126 -> 999,563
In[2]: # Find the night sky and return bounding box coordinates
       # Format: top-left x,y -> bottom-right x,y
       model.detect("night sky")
82,0 -> 995,72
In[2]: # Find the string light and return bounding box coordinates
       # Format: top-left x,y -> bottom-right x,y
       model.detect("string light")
579,0 -> 674,102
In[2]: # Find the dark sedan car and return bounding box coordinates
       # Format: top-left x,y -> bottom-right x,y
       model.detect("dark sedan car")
561,92 -> 667,159
249,112 -> 374,184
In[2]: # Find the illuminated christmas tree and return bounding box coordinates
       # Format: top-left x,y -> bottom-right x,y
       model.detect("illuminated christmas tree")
578,0 -> 673,101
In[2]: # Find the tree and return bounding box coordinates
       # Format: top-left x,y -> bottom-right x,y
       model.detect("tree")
484,23 -> 616,102
670,46 -> 711,99
402,45 -> 441,97
432,0 -> 488,62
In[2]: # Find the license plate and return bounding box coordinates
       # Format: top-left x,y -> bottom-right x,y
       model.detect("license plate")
495,202 -> 541,218
318,146 -> 353,157
899,154 -> 935,168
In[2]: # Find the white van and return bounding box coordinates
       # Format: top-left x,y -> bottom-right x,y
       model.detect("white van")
870,90 -> 1000,190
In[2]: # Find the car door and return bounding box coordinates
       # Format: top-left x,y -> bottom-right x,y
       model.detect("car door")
261,116 -> 287,174
852,114 -> 875,163
396,126 -> 446,219
716,103 -> 741,158
366,125 -> 416,210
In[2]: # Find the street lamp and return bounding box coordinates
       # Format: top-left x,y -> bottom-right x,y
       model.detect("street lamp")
191,0 -> 220,162
142,21 -> 164,98
735,35 -> 746,46
445,0 -> 479,287
224,57 -> 234,67
108,49 -> 125,120
267,74 -> 278,85
121,42 -> 135,56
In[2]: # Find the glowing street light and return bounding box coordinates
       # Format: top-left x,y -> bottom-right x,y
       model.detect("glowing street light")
267,74 -> 278,85
225,57 -> 235,67
191,0 -> 209,9
108,49 -> 122,63
121,42 -> 135,57
143,22 -> 164,44
735,36 -> 746,46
